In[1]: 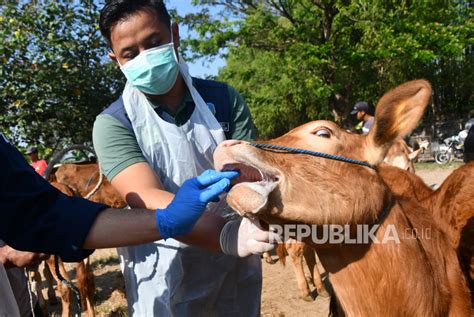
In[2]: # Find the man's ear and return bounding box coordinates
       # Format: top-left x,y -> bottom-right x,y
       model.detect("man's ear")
108,51 -> 118,64
365,80 -> 432,164
172,23 -> 180,50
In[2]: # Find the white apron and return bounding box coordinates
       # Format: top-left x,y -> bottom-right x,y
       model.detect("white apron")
0,264 -> 21,317
118,59 -> 262,316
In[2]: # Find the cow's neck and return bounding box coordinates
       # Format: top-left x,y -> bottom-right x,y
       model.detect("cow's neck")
313,201 -> 451,316
421,176 -> 474,248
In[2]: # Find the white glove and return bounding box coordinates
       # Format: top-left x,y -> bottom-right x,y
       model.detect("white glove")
220,217 -> 280,257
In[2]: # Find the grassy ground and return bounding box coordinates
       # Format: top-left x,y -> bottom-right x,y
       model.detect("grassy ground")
415,161 -> 463,170
88,250 -> 128,317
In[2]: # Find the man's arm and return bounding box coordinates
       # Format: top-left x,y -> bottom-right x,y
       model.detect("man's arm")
82,207 -> 160,249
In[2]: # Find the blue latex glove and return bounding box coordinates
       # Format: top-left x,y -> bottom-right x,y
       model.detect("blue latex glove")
155,169 -> 239,239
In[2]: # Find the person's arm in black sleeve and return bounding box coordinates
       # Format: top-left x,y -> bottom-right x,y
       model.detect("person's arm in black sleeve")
0,137 -> 107,262
0,135 -> 251,260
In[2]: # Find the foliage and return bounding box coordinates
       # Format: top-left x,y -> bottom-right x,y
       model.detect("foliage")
179,0 -> 473,138
0,0 -> 123,155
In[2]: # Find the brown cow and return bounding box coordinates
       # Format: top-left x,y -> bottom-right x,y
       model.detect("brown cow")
54,163 -> 126,208
44,164 -> 125,316
383,139 -> 421,172
275,240 -> 328,301
215,80 -> 472,315
380,163 -> 474,303
426,162 -> 474,302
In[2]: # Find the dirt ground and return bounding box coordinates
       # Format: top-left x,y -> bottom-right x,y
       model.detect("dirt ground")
43,165 -> 455,316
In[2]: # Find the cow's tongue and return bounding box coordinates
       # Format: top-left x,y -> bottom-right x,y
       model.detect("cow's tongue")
222,163 -> 278,215
222,163 -> 263,186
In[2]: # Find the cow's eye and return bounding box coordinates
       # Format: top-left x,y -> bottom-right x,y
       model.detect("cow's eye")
314,128 -> 331,138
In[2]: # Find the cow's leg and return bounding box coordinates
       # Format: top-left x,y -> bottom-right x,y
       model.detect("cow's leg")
286,241 -> 313,301
46,257 -> 71,317
76,261 -> 88,312
77,257 -> 95,317
261,251 -> 276,264
41,260 -> 57,305
302,245 -> 316,287
303,245 -> 329,297
85,258 -> 96,317
276,243 -> 286,265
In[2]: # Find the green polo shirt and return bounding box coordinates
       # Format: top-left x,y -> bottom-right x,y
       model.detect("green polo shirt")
93,83 -> 256,181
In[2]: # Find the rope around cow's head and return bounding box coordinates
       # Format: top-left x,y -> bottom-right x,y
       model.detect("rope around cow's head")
250,143 -> 376,170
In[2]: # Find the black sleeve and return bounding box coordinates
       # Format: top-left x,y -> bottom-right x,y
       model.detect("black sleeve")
0,136 -> 108,262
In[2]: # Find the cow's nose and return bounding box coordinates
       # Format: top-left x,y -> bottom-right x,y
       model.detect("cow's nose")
220,140 -> 245,148
214,140 -> 247,171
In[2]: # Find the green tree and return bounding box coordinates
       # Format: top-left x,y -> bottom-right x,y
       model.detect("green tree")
0,1 -> 123,155
179,0 -> 473,138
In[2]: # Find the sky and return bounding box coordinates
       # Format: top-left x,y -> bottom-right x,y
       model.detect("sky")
168,1 -> 226,78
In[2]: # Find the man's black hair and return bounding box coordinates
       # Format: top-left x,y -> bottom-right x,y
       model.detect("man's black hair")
99,0 -> 171,48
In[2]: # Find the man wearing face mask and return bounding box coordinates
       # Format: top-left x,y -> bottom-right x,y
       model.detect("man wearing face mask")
93,1 -> 273,316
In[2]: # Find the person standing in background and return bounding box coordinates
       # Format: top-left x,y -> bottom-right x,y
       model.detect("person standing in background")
351,101 -> 374,135
26,146 -> 48,176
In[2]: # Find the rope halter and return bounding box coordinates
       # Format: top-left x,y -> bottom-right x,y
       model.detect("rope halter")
250,143 -> 376,170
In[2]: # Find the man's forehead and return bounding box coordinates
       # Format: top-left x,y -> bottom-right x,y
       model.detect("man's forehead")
110,9 -> 167,46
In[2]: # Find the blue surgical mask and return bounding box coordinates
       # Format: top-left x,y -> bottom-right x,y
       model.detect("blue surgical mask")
119,40 -> 179,95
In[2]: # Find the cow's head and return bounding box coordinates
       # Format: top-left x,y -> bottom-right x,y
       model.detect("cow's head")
214,80 -> 431,227
383,139 -> 421,173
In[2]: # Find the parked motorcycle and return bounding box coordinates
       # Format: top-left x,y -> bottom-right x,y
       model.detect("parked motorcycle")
434,135 -> 464,164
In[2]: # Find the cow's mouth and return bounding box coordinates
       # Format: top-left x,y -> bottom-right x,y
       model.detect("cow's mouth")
222,162 -> 280,217
222,162 -> 279,186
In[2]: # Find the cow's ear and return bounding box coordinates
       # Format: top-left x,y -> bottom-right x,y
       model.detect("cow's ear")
365,80 -> 431,164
